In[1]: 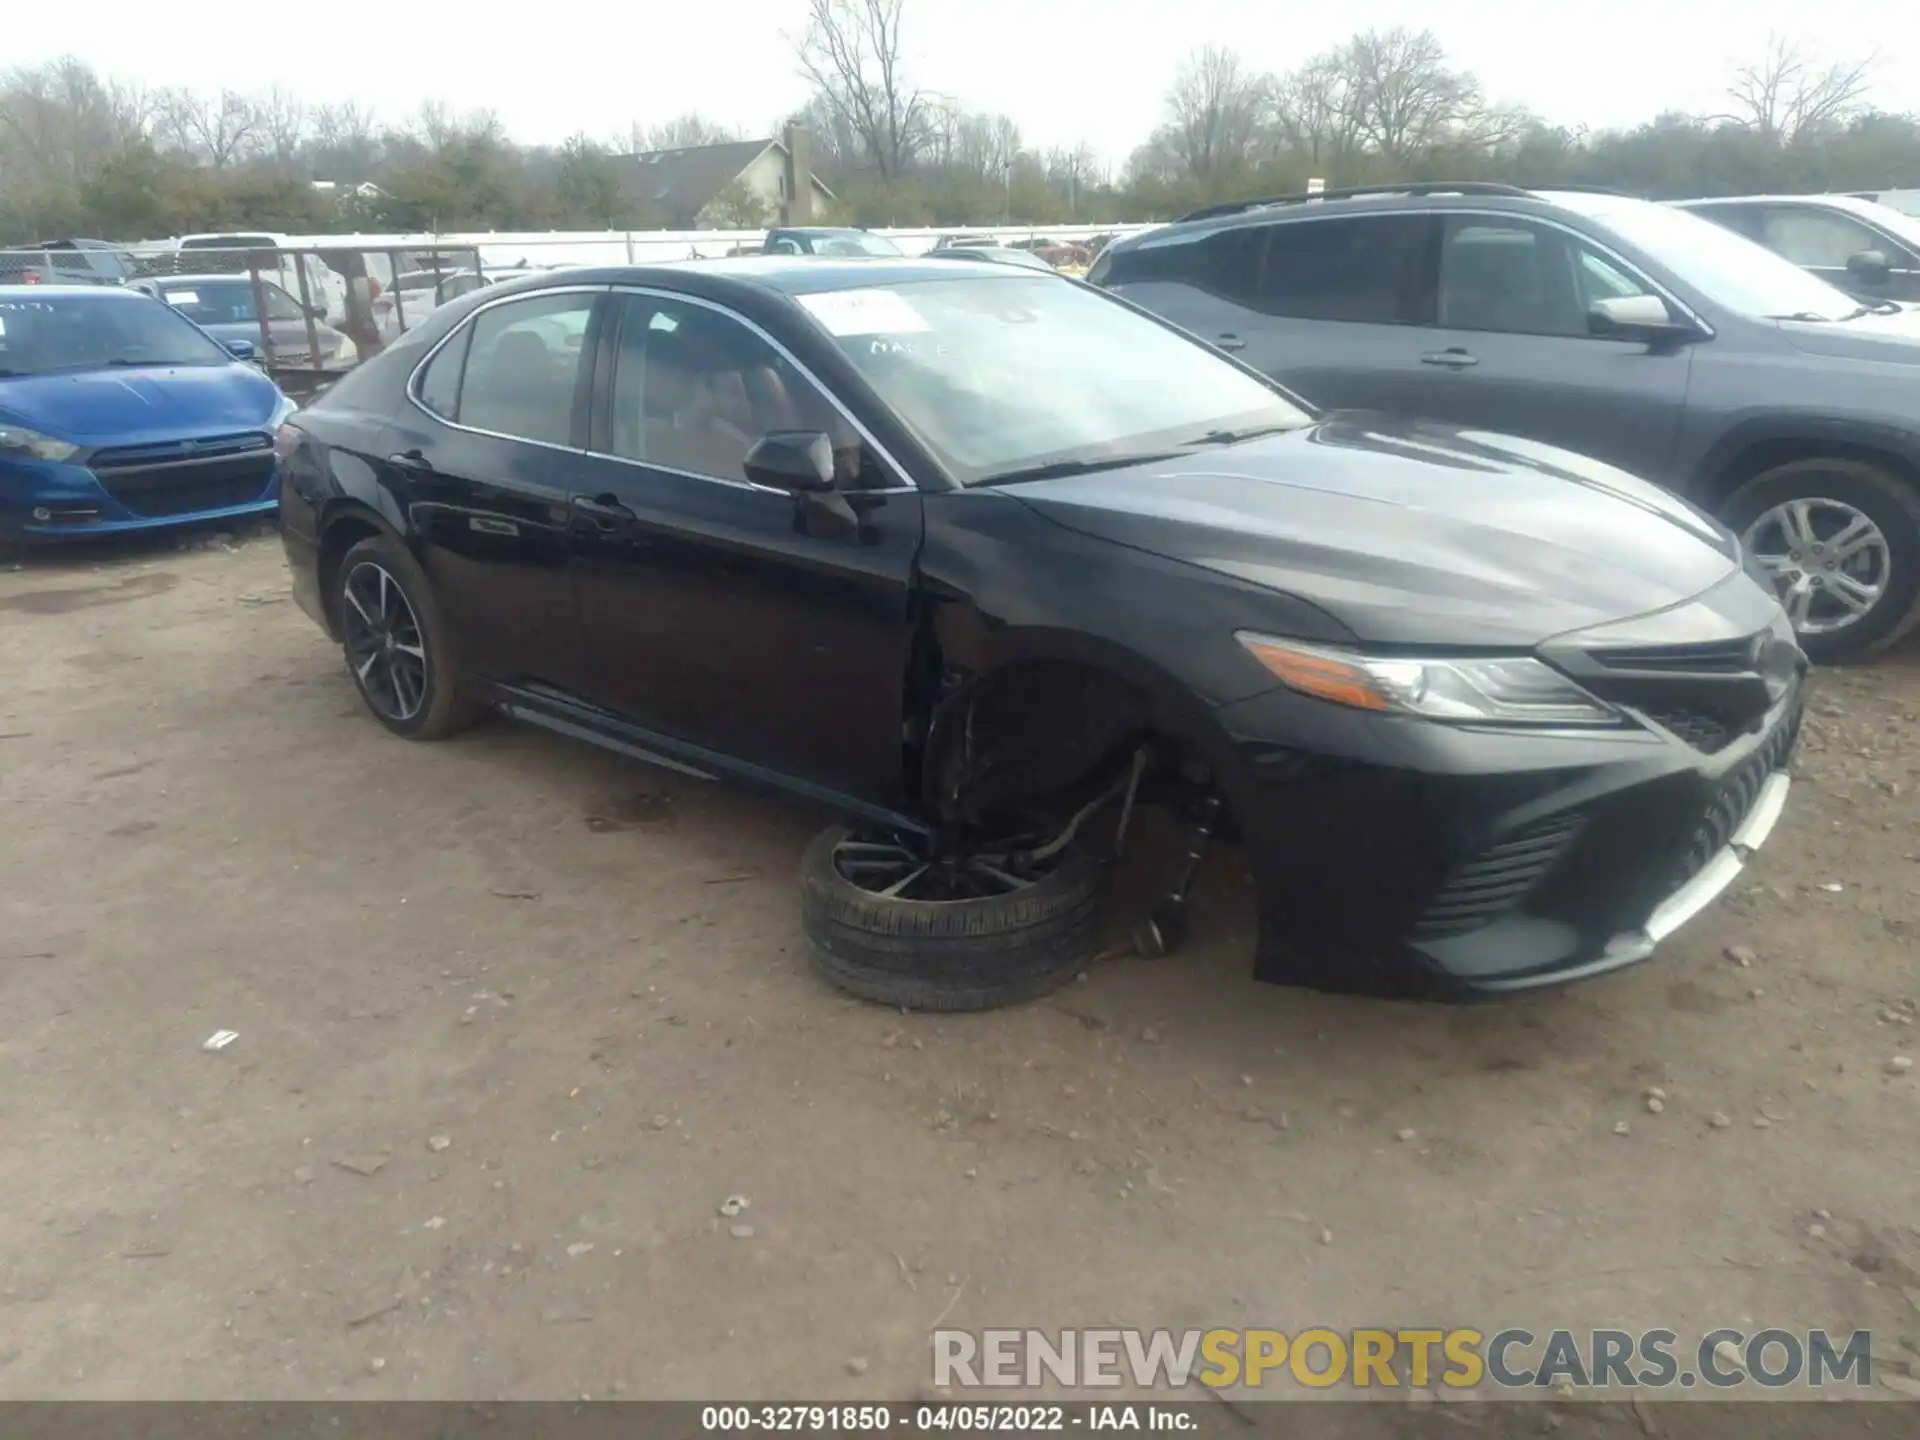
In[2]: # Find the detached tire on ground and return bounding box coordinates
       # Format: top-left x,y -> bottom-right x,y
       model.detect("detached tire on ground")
800,824 -> 1107,1011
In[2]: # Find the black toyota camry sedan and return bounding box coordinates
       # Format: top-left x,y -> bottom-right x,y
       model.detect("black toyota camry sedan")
276,257 -> 1805,1006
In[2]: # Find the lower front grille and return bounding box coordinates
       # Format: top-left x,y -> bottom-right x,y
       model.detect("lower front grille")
1666,701 -> 1802,891
89,434 -> 276,519
1411,813 -> 1586,940
1642,706 -> 1735,754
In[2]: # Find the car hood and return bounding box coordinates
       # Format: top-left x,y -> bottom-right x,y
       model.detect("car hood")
999,415 -> 1741,648
1778,310 -> 1920,365
0,363 -> 281,445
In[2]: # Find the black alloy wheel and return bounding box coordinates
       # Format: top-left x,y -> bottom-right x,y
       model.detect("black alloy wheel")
341,559 -> 429,724
330,532 -> 485,740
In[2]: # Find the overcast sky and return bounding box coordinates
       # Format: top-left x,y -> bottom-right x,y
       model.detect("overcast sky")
16,0 -> 1915,163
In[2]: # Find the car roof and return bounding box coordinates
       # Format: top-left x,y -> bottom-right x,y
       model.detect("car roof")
143,274 -> 274,286
1108,186 -> 1676,252
1673,193 -> 1906,222
500,257 -> 1040,296
1,284 -> 148,300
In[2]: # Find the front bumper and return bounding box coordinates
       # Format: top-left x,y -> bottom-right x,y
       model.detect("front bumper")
2,443 -> 279,543
1213,676 -> 1803,996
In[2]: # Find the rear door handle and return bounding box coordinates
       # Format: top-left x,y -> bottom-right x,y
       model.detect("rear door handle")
1420,348 -> 1478,369
1215,333 -> 1247,353
578,493 -> 638,533
386,447 -> 433,472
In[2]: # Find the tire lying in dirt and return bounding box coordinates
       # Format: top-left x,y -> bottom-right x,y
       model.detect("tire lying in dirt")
799,824 -> 1106,1011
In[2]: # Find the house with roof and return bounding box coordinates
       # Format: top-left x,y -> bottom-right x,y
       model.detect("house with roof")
619,127 -> 835,229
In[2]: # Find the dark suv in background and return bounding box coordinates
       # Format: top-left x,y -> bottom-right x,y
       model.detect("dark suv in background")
1676,193 -> 1920,304
1090,182 -> 1920,659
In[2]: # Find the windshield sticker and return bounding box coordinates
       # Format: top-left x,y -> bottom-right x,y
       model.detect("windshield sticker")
797,289 -> 931,337
164,291 -> 200,307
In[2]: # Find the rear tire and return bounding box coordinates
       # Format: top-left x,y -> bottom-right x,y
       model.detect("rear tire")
331,532 -> 486,740
1719,458 -> 1920,661
799,824 -> 1106,1012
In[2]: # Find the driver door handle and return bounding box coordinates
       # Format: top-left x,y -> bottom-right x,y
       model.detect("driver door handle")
1215,333 -> 1247,353
386,447 -> 433,472
1420,348 -> 1478,369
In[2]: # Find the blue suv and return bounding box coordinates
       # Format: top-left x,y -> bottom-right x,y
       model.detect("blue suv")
1091,182 -> 1920,660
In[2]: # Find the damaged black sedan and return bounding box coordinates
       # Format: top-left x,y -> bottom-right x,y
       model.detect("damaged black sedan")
276,257 -> 1805,1007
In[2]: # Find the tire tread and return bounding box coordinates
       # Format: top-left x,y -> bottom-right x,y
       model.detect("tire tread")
799,825 -> 1106,1011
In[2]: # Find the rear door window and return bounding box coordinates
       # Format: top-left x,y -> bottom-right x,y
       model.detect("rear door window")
1256,215 -> 1433,324
450,292 -> 597,445
414,326 -> 469,419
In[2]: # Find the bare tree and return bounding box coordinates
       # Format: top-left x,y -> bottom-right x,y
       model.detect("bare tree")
0,59 -> 153,190
1045,143 -> 1102,215
310,101 -> 381,179
158,87 -> 261,169
784,93 -> 861,177
257,86 -> 307,168
1159,46 -> 1270,180
1272,50 -> 1366,170
1723,35 -> 1873,143
633,113 -> 742,153
795,0 -> 928,180
1344,28 -> 1481,162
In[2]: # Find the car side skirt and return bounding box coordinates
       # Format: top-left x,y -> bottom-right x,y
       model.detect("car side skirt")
485,681 -> 934,839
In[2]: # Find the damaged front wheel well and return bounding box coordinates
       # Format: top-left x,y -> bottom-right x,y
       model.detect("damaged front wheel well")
917,658 -> 1207,833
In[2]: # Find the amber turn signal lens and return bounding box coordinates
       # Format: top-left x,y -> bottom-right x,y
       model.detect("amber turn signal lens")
1238,638 -> 1393,712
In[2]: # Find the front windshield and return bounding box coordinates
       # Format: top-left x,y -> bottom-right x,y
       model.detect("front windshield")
0,293 -> 230,376
160,280 -> 303,325
815,231 -> 903,258
799,276 -> 1310,483
1571,197 -> 1861,321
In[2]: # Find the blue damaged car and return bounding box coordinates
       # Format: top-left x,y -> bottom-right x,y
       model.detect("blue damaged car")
1,286 -> 295,558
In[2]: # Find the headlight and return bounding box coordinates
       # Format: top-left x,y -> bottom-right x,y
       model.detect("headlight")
1236,633 -> 1622,727
0,422 -> 80,463
269,393 -> 299,428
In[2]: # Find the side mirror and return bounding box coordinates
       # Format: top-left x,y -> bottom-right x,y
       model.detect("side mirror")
224,338 -> 257,360
1846,248 -> 1892,285
743,430 -> 835,492
1588,294 -> 1691,343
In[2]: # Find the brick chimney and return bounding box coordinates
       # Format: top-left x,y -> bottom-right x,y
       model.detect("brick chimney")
782,122 -> 813,225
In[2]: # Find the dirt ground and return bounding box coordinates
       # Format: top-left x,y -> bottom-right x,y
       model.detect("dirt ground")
2,529 -> 1918,1408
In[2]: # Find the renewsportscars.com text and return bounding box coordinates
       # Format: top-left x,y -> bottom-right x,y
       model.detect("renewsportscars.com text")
932,1327 -> 1873,1391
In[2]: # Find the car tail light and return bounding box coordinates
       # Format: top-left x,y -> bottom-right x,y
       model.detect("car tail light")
274,423 -> 302,461
20,268 -> 42,284
367,277 -> 382,299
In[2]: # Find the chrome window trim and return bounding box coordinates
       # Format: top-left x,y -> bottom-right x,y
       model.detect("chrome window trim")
600,284 -> 920,495
1428,206 -> 1716,339
405,283 -> 609,456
